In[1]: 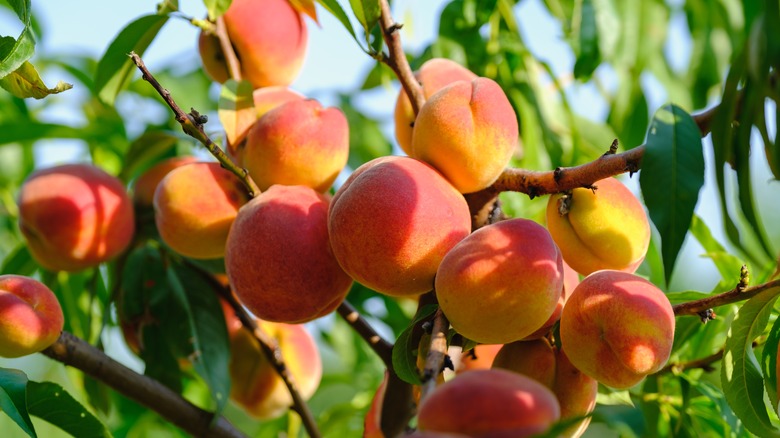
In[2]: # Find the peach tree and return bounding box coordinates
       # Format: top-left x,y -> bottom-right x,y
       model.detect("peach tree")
0,0 -> 779,436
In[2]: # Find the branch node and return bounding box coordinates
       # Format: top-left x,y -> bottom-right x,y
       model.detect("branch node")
553,167 -> 564,183
603,138 -> 619,155
697,309 -> 716,323
557,192 -> 572,216
386,22 -> 403,34
737,264 -> 750,292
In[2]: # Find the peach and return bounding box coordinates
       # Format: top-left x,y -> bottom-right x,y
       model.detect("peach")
229,320 -> 321,419
363,373 -> 388,438
560,270 -> 675,389
18,164 -> 135,272
132,156 -> 198,206
394,58 -> 477,156
225,185 -> 352,323
198,0 -> 308,88
153,162 -> 249,259
546,177 -> 651,276
524,260 -> 580,340
457,344 -> 502,372
328,156 -> 471,296
435,218 -> 563,344
0,275 -> 64,358
243,99 -> 349,192
412,77 -> 518,193
417,369 -> 560,438
492,339 -> 598,438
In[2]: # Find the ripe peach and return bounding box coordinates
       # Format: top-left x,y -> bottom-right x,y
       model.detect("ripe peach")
457,344 -> 502,372
394,58 -> 477,155
18,164 -> 135,272
412,77 -> 518,193
132,156 -> 198,206
524,260 -> 580,340
225,185 -> 352,323
546,177 -> 651,276
560,270 -> 675,389
436,218 -> 563,344
328,156 -> 471,296
229,320 -> 321,419
198,0 -> 308,88
243,99 -> 349,192
417,369 -> 560,438
492,339 -> 598,438
153,162 -> 249,259
0,275 -> 64,358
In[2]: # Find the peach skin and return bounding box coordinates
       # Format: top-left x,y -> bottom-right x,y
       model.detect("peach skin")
18,164 -> 135,272
412,77 -> 518,193
546,177 -> 651,276
328,156 -> 471,296
0,275 -> 64,358
560,270 -> 675,389
436,218 -> 563,344
133,156 -> 198,206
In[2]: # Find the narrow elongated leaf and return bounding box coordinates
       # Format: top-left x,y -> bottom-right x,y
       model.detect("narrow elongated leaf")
689,214 -> 744,280
639,104 -> 705,285
119,130 -> 181,181
0,244 -> 37,276
218,79 -> 255,146
572,0 -> 600,79
0,368 -> 35,437
27,381 -> 112,438
721,286 -> 780,437
204,0 -> 231,20
316,0 -> 361,46
289,0 -> 318,23
762,315 -> 780,415
349,0 -> 380,37
391,304 -> 438,385
0,61 -> 72,99
0,122 -> 83,145
0,0 -> 34,79
94,14 -> 169,105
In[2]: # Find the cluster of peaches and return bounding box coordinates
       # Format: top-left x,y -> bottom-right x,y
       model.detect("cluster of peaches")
1,0 -> 677,435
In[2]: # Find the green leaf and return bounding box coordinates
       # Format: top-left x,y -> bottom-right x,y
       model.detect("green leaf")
607,73 -> 648,148
689,214 -> 745,281
762,314 -> 780,415
218,79 -> 255,146
27,381 -> 112,438
721,286 -> 780,437
0,0 -> 34,80
0,244 -> 37,276
94,14 -> 169,105
339,96 -> 392,169
0,61 -> 72,99
0,368 -> 35,437
639,104 -> 705,286
119,130 -> 182,181
316,0 -> 362,47
204,0 -> 231,20
572,0 -> 600,79
0,122 -> 84,145
349,0 -> 380,39
391,304 -> 438,385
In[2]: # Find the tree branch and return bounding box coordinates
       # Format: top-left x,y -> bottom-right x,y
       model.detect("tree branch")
42,332 -> 245,438
419,308 -> 449,402
672,279 -> 780,318
378,0 -> 425,115
215,16 -> 242,82
128,52 -> 260,197
337,301 -> 393,366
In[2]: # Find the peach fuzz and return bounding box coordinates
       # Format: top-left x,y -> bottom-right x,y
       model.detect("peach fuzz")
229,320 -> 321,419
328,156 -> 471,296
417,369 -> 560,438
0,275 -> 64,358
560,270 -> 675,389
198,0 -> 307,88
435,218 -> 563,344
132,156 -> 198,206
412,77 -> 518,194
153,162 -> 249,259
525,259 -> 580,340
394,58 -> 477,155
243,99 -> 349,192
18,164 -> 135,272
546,177 -> 650,276
225,185 -> 352,323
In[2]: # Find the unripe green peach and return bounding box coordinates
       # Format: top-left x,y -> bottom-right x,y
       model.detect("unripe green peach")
328,156 -> 471,296
153,162 -> 249,259
546,177 -> 650,276
18,164 -> 135,272
229,320 -> 321,419
243,99 -> 349,192
198,0 -> 308,88
226,185 -> 352,323
394,58 -> 477,155
412,77 -> 518,193
436,218 -> 563,344
133,156 -> 198,206
0,275 -> 64,358
417,369 -> 560,438
560,270 -> 675,389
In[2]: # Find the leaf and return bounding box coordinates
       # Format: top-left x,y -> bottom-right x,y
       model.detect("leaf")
639,104 -> 705,286
119,130 -> 182,181
762,314 -> 780,415
94,14 -> 169,105
0,122 -> 84,145
607,73 -> 648,148
339,96 -> 391,169
391,304 -> 438,385
0,368 -> 35,437
289,0 -> 319,23
204,0 -> 231,20
572,0 -> 600,79
689,214 -> 745,281
218,79 -> 255,147
0,244 -> 37,276
349,0 -> 380,38
0,61 -> 72,99
721,286 -> 780,437
315,0 -> 362,47
0,0 -> 34,80
27,381 -> 112,438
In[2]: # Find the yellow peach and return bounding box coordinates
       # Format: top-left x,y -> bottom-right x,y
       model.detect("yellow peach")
0,275 -> 64,358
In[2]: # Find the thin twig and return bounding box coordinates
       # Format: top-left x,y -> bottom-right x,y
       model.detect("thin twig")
337,301 -> 393,366
378,0 -> 425,115
419,308 -> 449,402
42,332 -> 245,438
128,52 -> 260,197
215,16 -> 242,82
658,340 -> 763,375
672,279 -> 780,317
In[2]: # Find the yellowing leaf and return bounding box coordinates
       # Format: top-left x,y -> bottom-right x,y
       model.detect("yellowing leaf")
0,61 -> 72,99
289,0 -> 319,24
218,79 -> 256,147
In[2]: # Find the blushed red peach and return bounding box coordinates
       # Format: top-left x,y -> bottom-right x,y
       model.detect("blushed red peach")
525,260 -> 580,340
0,275 -> 64,358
